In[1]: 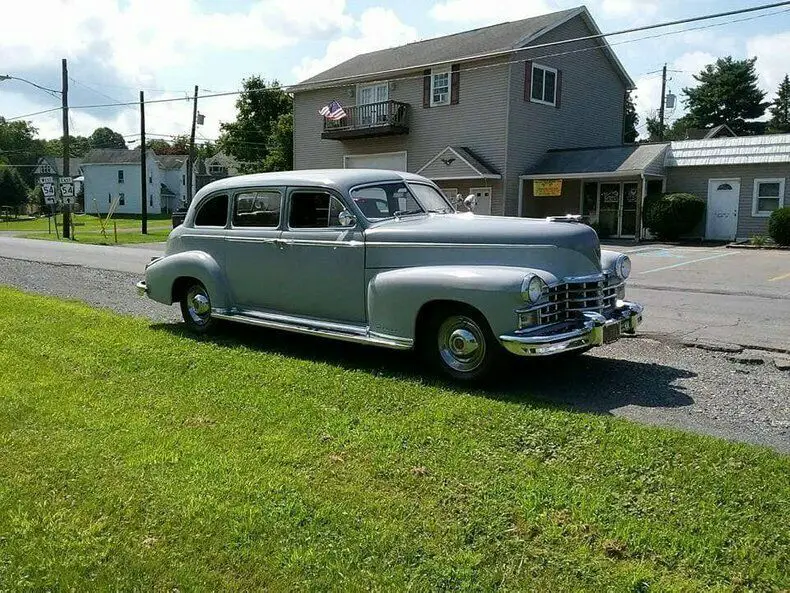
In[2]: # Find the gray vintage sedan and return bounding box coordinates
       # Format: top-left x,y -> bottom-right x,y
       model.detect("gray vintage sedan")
137,169 -> 642,381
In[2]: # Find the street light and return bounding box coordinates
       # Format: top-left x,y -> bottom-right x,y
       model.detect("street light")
0,74 -> 61,95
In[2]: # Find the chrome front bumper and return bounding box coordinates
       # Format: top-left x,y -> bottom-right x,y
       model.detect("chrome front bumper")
136,280 -> 148,296
499,301 -> 643,357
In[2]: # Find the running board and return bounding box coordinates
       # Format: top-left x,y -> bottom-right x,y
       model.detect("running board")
212,310 -> 413,350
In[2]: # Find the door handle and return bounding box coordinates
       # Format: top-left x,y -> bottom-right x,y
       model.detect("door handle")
273,238 -> 286,249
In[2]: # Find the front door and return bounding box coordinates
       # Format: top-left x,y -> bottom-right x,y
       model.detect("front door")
596,182 -> 639,238
706,179 -> 740,240
357,82 -> 389,125
277,188 -> 366,324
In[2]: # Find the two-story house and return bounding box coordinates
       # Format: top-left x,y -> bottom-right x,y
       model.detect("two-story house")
290,6 -> 635,223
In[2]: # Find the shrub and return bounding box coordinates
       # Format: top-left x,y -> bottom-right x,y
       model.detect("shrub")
750,234 -> 767,247
767,207 -> 790,246
644,193 -> 706,241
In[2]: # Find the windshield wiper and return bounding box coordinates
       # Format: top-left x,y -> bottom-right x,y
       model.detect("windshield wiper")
393,209 -> 424,217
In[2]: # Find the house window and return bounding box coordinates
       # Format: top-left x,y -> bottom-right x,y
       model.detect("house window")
431,68 -> 450,106
149,194 -> 153,207
149,175 -> 153,184
118,170 -> 124,184
357,82 -> 388,105
182,174 -> 186,185
118,192 -> 125,206
209,165 -> 227,175
530,63 -> 558,106
752,178 -> 785,216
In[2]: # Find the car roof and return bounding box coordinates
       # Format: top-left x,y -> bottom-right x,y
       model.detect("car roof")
193,169 -> 431,200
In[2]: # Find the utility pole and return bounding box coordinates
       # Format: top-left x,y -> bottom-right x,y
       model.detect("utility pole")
140,90 -> 148,234
658,63 -> 667,142
61,58 -> 71,239
186,85 -> 199,205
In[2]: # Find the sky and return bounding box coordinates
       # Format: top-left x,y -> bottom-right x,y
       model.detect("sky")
1,0 -> 789,144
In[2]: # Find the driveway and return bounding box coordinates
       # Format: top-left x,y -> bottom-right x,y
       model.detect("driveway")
603,243 -> 790,352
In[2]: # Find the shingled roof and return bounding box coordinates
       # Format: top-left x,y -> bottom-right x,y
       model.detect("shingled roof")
292,6 -> 633,91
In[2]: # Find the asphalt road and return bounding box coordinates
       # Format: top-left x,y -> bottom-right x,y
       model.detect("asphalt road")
0,238 -> 788,452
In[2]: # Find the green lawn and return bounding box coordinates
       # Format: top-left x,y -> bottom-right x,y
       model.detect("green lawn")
20,228 -> 171,246
1,213 -> 171,232
0,288 -> 787,591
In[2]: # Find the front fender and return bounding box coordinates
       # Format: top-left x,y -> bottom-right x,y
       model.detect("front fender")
144,251 -> 230,309
367,265 -> 559,341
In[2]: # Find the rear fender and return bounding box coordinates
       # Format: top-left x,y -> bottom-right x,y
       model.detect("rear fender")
144,251 -> 230,309
367,265 -> 558,341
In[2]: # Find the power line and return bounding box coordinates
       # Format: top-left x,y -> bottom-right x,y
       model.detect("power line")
5,1 -> 790,124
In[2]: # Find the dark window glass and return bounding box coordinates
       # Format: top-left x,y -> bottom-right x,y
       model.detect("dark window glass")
233,190 -> 281,227
195,194 -> 228,227
118,192 -> 125,205
582,182 -> 598,217
544,70 -> 556,104
289,192 -> 347,228
531,67 -> 544,101
118,170 -> 124,183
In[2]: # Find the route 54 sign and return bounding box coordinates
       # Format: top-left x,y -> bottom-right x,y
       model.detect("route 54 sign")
59,176 -> 75,205
40,176 -> 57,204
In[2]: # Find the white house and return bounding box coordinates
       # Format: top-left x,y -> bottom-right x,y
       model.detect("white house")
81,149 -> 192,215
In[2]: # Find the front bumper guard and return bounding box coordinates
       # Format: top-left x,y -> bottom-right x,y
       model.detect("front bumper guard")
136,280 -> 148,296
499,301 -> 643,357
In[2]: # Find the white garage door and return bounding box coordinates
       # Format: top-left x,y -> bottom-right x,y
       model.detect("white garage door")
344,152 -> 407,171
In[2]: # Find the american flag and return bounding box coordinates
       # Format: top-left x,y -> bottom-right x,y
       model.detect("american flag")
319,100 -> 347,121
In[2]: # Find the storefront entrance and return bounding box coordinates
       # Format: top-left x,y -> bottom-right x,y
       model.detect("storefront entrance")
583,181 -> 639,239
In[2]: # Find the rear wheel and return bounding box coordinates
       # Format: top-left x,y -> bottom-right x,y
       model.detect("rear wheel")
179,281 -> 215,334
421,306 -> 500,382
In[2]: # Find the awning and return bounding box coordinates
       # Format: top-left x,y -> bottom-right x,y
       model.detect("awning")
520,143 -> 668,180
417,146 -> 501,181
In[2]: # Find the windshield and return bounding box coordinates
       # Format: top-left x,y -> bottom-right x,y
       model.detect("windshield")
350,182 -> 453,221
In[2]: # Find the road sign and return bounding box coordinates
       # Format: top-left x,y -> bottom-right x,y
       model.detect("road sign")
39,176 -> 54,185
42,183 -> 56,204
59,176 -> 75,204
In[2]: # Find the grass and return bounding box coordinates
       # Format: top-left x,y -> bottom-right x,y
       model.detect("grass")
0,287 -> 788,591
0,213 -> 171,232
19,228 -> 171,246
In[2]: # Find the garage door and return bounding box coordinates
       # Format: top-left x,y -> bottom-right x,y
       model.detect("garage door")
344,152 -> 407,171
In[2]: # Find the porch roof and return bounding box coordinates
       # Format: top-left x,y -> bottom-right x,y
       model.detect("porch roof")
521,143 -> 668,180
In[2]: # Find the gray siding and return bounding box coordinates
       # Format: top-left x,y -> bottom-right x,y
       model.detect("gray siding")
505,15 -> 628,216
292,57 -> 509,180
666,163 -> 790,238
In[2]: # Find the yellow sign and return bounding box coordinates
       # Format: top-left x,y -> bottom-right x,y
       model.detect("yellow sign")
533,179 -> 563,197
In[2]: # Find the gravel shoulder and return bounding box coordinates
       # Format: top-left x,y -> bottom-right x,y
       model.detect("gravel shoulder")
1,256 -> 788,453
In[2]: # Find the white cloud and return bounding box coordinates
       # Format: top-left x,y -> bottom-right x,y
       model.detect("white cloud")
598,0 -> 658,17
747,32 -> 790,93
429,0 -> 555,25
292,8 -> 418,82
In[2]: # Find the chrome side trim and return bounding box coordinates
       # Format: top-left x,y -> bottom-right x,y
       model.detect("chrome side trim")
282,239 -> 363,248
365,242 -> 558,249
226,237 -> 279,244
211,310 -> 413,350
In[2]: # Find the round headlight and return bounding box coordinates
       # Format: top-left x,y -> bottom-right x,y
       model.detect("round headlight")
521,274 -> 547,304
615,254 -> 631,280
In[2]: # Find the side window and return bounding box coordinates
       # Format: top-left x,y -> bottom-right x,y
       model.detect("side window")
195,194 -> 229,227
233,190 -> 282,227
118,192 -> 125,205
289,192 -> 348,228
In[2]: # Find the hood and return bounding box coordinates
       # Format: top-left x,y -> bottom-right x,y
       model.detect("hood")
364,213 -> 602,277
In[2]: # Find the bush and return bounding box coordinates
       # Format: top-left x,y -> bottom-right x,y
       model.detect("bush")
644,192 -> 706,241
767,207 -> 790,246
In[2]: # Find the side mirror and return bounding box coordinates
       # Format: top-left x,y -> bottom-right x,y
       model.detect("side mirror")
338,210 -> 357,227
463,194 -> 478,212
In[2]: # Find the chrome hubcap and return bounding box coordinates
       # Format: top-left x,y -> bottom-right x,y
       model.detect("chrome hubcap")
438,315 -> 486,373
186,287 -> 211,325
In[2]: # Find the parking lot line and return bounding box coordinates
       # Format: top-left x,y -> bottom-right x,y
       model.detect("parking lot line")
769,271 -> 790,282
638,252 -> 736,274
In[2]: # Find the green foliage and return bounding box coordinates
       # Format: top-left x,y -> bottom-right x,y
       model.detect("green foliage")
0,164 -> 29,210
41,135 -> 91,157
218,76 -> 292,173
644,192 -> 706,240
623,91 -> 639,143
0,117 -> 41,185
0,288 -> 788,590
262,112 -> 293,172
767,74 -> 790,134
683,57 -> 770,135
767,207 -> 790,246
89,126 -> 127,149
749,234 -> 767,247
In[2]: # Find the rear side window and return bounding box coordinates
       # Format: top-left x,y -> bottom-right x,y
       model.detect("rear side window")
195,194 -> 228,227
233,190 -> 281,227
289,192 -> 347,228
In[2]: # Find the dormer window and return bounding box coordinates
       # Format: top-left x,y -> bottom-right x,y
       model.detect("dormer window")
430,68 -> 450,106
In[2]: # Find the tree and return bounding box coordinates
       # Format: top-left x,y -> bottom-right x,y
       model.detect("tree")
218,76 -> 292,173
89,126 -> 127,149
623,91 -> 639,143
262,112 -> 293,171
0,117 -> 42,185
41,135 -> 90,157
0,164 -> 30,212
683,57 -> 770,135
767,74 -> 790,134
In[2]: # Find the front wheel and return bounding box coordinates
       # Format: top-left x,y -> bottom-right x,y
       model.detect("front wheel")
179,281 -> 215,334
422,307 -> 500,382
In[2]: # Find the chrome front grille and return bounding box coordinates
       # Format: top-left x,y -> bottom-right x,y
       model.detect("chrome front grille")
534,279 -> 621,325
